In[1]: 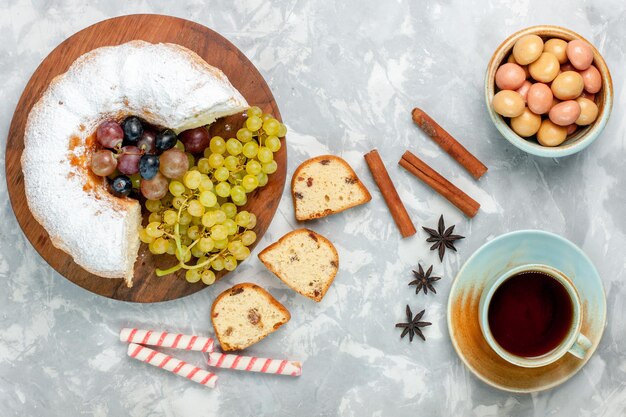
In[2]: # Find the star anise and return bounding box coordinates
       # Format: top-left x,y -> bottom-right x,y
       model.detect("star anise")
395,305 -> 431,342
422,215 -> 464,261
409,264 -> 441,295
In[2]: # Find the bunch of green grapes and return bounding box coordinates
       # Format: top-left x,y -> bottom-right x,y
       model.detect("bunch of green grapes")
138,107 -> 286,285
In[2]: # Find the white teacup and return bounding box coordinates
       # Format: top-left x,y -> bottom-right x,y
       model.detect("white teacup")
479,264 -> 592,368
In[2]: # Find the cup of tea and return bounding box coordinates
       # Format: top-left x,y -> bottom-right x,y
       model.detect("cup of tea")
478,264 -> 592,368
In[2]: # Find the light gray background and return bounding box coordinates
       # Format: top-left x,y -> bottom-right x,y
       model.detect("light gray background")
1,0 -> 625,416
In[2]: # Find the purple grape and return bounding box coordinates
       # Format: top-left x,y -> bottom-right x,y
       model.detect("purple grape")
90,149 -> 117,176
96,121 -> 123,149
117,146 -> 142,175
121,116 -> 143,144
141,172 -> 168,199
139,154 -> 160,180
109,175 -> 132,197
159,148 -> 188,179
155,129 -> 177,152
137,129 -> 157,154
179,127 -> 210,154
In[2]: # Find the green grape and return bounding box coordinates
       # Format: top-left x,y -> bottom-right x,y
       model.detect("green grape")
211,224 -> 228,241
228,240 -> 244,254
242,141 -> 259,158
265,135 -> 281,152
181,235 -> 192,246
208,153 -> 224,168
263,119 -> 280,136
166,239 -> 176,255
191,215 -> 203,226
139,228 -> 154,244
242,175 -> 259,192
224,155 -> 239,172
151,237 -> 169,255
187,200 -> 205,217
197,158 -> 211,174
176,245 -> 192,263
247,213 -> 257,229
226,138 -> 243,156
191,245 -> 205,259
246,116 -> 262,131
160,193 -> 173,207
198,237 -> 215,252
214,210 -> 227,224
187,225 -> 200,240
257,172 -> 269,187
149,212 -> 161,224
235,211 -> 251,227
277,123 -> 287,137
214,167 -> 230,182
130,173 -> 142,188
169,180 -> 186,197
221,203 -> 237,219
236,128 -> 253,143
201,211 -> 217,228
241,230 -> 256,246
233,195 -> 247,207
246,160 -> 262,175
213,238 -> 229,250
209,136 -> 226,154
183,171 -> 202,189
262,160 -> 278,174
223,219 -> 238,235
199,190 -> 217,207
185,269 -> 201,283
174,140 -> 185,151
146,221 -> 164,238
197,256 -> 208,265
198,175 -> 214,191
215,182 -> 231,197
186,153 -> 195,169
224,255 -> 238,271
201,269 -> 216,285
261,113 -> 273,122
172,196 -> 185,209
212,256 -> 225,271
257,147 -> 273,163
179,211 -> 192,226
230,186 -> 246,203
233,246 -> 251,261
163,209 -> 177,226
247,106 -> 263,118
145,199 -> 161,213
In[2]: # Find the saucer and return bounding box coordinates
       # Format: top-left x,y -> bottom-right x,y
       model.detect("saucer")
447,230 -> 606,393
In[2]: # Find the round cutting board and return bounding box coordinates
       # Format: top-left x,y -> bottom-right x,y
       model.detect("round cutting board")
5,14 -> 287,302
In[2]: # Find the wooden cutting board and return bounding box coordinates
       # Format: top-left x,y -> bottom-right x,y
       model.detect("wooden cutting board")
5,14 -> 287,303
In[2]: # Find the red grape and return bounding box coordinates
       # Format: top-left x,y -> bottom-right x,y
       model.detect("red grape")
159,148 -> 188,179
179,127 -> 210,154
90,150 -> 117,176
137,129 -> 157,154
141,172 -> 168,199
96,121 -> 123,149
117,146 -> 142,175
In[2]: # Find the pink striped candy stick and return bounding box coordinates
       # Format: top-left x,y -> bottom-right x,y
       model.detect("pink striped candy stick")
208,352 -> 302,377
120,328 -> 215,353
127,343 -> 217,388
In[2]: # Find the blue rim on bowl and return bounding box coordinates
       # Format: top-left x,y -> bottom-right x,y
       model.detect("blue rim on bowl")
485,25 -> 613,157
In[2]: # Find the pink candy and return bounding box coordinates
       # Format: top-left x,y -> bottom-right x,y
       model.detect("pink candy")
208,352 -> 302,377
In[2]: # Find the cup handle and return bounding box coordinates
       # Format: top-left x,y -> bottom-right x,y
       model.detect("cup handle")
568,333 -> 592,359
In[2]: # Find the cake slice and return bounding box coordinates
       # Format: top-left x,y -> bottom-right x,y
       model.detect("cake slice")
211,283 -> 290,351
291,155 -> 371,221
259,229 -> 339,302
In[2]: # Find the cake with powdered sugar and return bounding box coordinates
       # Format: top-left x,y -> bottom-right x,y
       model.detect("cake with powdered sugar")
21,41 -> 248,286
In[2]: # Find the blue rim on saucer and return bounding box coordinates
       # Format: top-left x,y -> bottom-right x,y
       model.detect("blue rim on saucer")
447,230 -> 606,393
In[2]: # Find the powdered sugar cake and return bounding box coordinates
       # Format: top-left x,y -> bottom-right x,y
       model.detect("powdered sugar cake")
20,41 -> 248,286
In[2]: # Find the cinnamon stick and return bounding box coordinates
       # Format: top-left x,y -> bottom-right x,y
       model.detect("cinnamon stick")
364,149 -> 416,238
412,108 -> 488,180
399,151 -> 480,218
